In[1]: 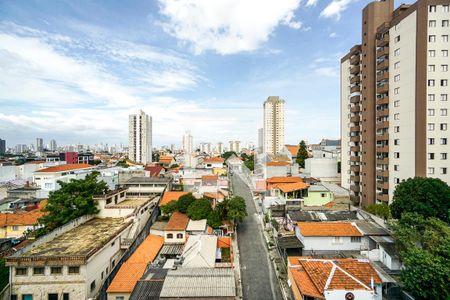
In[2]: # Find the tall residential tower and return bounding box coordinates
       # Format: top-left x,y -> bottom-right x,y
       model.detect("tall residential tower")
128,110 -> 152,164
263,96 -> 285,155
341,0 -> 450,206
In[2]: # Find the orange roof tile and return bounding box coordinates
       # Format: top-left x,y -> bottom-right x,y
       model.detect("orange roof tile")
25,160 -> 46,165
36,164 -> 93,173
285,145 -> 299,157
107,235 -> 163,293
297,222 -> 362,237
159,156 -> 173,163
217,236 -> 231,248
166,212 -> 190,231
201,175 -> 218,181
0,210 -> 45,227
288,257 -> 382,298
265,161 -> 291,166
266,176 -> 302,184
159,191 -> 189,207
204,157 -> 225,163
273,182 -> 309,192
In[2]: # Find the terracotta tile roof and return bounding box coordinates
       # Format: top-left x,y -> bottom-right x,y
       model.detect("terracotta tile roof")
285,145 -> 299,157
266,176 -> 302,184
204,157 -> 225,163
217,236 -> 231,248
107,234 -> 163,293
265,161 -> 291,166
159,156 -> 173,163
273,182 -> 309,192
166,212 -> 190,231
35,164 -> 93,173
297,222 -> 363,237
159,191 -> 188,207
288,257 -> 382,298
144,165 -> 164,177
201,175 -> 218,181
0,210 -> 45,227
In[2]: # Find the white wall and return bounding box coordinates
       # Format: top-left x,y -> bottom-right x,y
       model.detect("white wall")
325,286 -> 381,300
164,230 -> 186,244
305,157 -> 339,179
340,57 -> 351,189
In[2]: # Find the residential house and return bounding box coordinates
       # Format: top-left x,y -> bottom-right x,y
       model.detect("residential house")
288,257 -> 382,300
158,156 -> 174,166
186,219 -> 208,235
203,157 -> 225,169
164,212 -> 189,244
122,177 -> 172,198
266,176 -> 303,191
181,235 -> 217,268
0,210 -> 45,238
144,165 -> 165,177
158,191 -> 188,207
282,145 -> 299,162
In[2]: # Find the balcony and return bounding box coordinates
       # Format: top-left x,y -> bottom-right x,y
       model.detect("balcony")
376,72 -> 389,82
376,133 -> 389,141
377,109 -> 389,118
376,121 -> 389,130
377,60 -> 389,70
376,193 -> 389,203
376,96 -> 389,105
350,194 -> 360,203
350,45 -> 361,56
376,47 -> 389,58
350,175 -> 360,182
350,156 -> 361,162
350,145 -> 360,152
350,95 -> 361,104
350,65 -> 360,75
376,145 -> 389,153
376,157 -> 389,165
350,185 -> 360,192
350,135 -> 360,142
377,35 -> 389,47
350,115 -> 360,123
376,169 -> 389,177
377,84 -> 389,94
350,76 -> 361,84
350,165 -> 360,172
350,55 -> 360,65
350,125 -> 361,132
350,85 -> 361,93
350,105 -> 360,113
376,180 -> 389,189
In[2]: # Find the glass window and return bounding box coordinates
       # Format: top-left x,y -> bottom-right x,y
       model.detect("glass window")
16,268 -> 27,276
440,123 -> 448,131
441,153 -> 447,160
442,50 -> 449,57
428,153 -> 435,160
68,266 -> 80,274
428,94 -> 435,101
429,20 -> 436,27
428,138 -> 435,145
48,294 -> 58,300
176,233 -> 183,239
441,109 -> 447,116
351,236 -> 361,243
441,79 -> 448,86
33,267 -> 44,275
429,5 -> 436,12
428,65 -> 435,72
394,61 -> 400,69
394,74 -> 400,82
428,109 -> 435,116
441,94 -> 448,101
394,48 -> 400,56
442,20 -> 449,27
429,50 -> 436,57
441,168 -> 447,175
428,123 -> 435,131
443,35 -> 449,42
429,35 -> 436,42
50,267 -> 62,275
428,79 -> 435,86
443,65 -> 449,72
428,167 -> 435,174
441,138 -> 447,145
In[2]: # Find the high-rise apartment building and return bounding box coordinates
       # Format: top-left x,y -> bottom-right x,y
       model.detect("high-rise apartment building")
128,110 -> 152,164
0,139 -> 5,155
229,141 -> 241,153
49,139 -> 57,152
217,142 -> 224,154
263,96 -> 285,155
341,0 -> 450,206
36,138 -> 44,152
200,142 -> 212,154
182,131 -> 193,154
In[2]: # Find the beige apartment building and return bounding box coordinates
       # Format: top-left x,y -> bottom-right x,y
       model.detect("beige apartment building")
341,0 -> 450,206
128,109 -> 152,165
263,96 -> 285,155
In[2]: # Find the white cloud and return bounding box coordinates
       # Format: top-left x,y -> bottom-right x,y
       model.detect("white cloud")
329,32 -> 338,38
306,0 -> 319,7
320,0 -> 353,20
157,0 -> 301,54
315,67 -> 338,77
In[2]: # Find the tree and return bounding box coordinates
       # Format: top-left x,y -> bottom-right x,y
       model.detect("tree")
390,177 -> 450,223
227,196 -> 247,222
0,259 -> 8,291
296,140 -> 308,168
38,172 -> 107,235
177,193 -> 196,213
207,210 -> 221,228
243,155 -> 254,171
221,151 -> 237,161
187,199 -> 212,220
393,213 -> 450,299
365,203 -> 390,219
160,200 -> 178,215
215,199 -> 229,220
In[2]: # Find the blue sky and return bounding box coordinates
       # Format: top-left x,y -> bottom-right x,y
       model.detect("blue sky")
0,0 -> 409,148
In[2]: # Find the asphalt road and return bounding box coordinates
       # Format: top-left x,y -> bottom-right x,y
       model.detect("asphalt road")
232,173 -> 283,300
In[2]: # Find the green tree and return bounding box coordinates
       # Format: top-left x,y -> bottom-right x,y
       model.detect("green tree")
116,160 -> 129,168
38,172 -> 107,235
296,140 -> 308,168
215,199 -> 229,220
221,151 -> 237,161
227,196 -> 247,222
390,177 -> 450,223
393,213 -> 450,299
365,203 -> 390,219
177,193 -> 196,213
0,259 -> 9,291
160,200 -> 178,215
243,155 -> 254,171
187,199 -> 212,220
207,210 -> 221,228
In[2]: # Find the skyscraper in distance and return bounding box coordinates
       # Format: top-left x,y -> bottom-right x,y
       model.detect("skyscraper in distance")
50,139 -> 57,152
36,138 -> 44,152
263,96 -> 285,155
182,131 -> 193,154
0,139 -> 5,155
128,110 -> 152,164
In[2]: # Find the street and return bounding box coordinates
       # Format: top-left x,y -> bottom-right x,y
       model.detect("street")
232,173 -> 283,300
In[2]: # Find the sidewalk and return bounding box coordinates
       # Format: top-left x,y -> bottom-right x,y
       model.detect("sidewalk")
232,231 -> 243,299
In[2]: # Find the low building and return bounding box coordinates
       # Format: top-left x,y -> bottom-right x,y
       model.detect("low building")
144,165 -> 165,177
33,164 -> 95,194
122,177 -> 172,197
303,184 -> 334,206
282,145 -> 299,162
186,219 -> 207,235
287,257 -> 382,300
181,235 -> 217,268
164,212 -> 189,244
266,176 -> 303,191
7,216 -> 133,299
304,150 -> 340,183
159,191 -> 188,207
295,222 -> 365,255
106,234 -> 164,300
0,210 -> 45,238
203,157 -> 225,169
158,156 -> 175,166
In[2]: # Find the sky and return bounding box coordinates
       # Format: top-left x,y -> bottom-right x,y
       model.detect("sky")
0,0 -> 410,148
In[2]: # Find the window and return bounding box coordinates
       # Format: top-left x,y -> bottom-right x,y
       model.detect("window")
167,233 -> 173,239
394,178 -> 400,184
394,74 -> 400,82
33,267 -> 44,275
441,153 -> 447,160
394,113 -> 400,120
63,294 -> 69,300
16,267 -> 27,276
444,5 -> 449,12
394,139 -> 400,145
22,295 -> 32,300
442,20 -> 449,27
428,65 -> 435,72
68,266 -> 80,274
394,100 -> 400,107
50,267 -> 62,275
394,87 -> 400,95
443,35 -> 449,42
428,167 -> 435,174
428,109 -> 435,116
441,138 -> 448,145
90,280 -> 96,291
441,94 -> 448,101
429,50 -> 436,57
441,109 -> 448,116
44,183 -> 52,189
442,50 -> 449,57
428,80 -> 435,87
394,35 -> 400,43
442,168 -> 448,175
351,236 -> 361,243
48,294 -> 58,300
429,35 -> 436,42
394,152 -> 400,159
441,123 -> 448,131
429,20 -> 436,27
428,123 -> 435,131
394,165 -> 399,171
443,65 -> 449,72
115,297 -> 125,300
394,61 -> 400,69
428,138 -> 435,145
333,237 -> 343,244
394,126 -> 400,133
428,153 -> 435,160
428,94 -> 435,101
11,295 -> 17,300
394,48 -> 400,56
12,225 -> 19,231
176,233 -> 183,239
429,5 -> 436,12
441,80 -> 448,86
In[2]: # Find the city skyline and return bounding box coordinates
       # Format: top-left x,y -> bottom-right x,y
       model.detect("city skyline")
0,0 -> 399,146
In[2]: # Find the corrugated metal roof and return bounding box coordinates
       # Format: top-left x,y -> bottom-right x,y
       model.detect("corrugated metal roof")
160,268 -> 236,298
354,220 -> 390,236
160,244 -> 184,255
288,210 -> 357,222
130,280 -> 165,300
